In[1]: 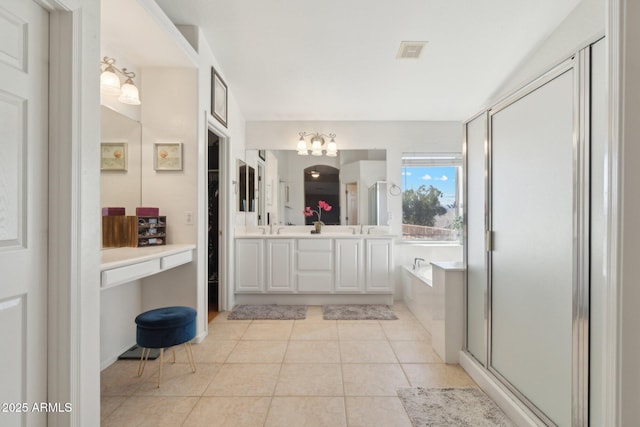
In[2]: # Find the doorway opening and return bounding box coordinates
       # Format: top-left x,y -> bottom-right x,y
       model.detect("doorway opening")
207,130 -> 220,322
304,165 -> 340,225
346,183 -> 358,225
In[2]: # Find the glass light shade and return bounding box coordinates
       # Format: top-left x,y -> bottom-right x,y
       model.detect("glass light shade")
118,80 -> 141,105
326,140 -> 338,157
311,148 -> 323,156
310,170 -> 320,178
311,138 -> 322,151
100,69 -> 121,96
296,138 -> 307,153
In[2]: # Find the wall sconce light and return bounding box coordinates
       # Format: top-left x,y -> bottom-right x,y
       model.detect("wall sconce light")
100,56 -> 141,105
296,132 -> 337,157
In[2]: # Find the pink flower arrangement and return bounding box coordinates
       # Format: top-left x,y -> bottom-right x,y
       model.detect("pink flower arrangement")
303,200 -> 332,224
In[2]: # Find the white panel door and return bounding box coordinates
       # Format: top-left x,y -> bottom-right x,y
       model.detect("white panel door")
335,238 -> 363,291
0,0 -> 48,426
266,239 -> 294,292
365,239 -> 393,292
490,67 -> 574,426
235,239 -> 264,292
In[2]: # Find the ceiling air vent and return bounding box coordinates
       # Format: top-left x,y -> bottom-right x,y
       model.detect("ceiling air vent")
396,41 -> 428,59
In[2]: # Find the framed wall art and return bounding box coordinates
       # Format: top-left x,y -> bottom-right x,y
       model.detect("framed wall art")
154,142 -> 183,171
101,142 -> 127,171
211,67 -> 228,127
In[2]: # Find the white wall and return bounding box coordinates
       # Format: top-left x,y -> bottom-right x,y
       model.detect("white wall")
487,0 -> 605,105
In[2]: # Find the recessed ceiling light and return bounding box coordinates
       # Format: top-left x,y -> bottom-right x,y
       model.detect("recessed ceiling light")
397,41 -> 428,59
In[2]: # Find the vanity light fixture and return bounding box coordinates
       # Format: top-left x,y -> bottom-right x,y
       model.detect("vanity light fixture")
100,56 -> 141,105
296,132 -> 337,157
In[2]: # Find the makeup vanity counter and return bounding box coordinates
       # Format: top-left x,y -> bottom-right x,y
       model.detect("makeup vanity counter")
100,244 -> 196,289
234,231 -> 395,305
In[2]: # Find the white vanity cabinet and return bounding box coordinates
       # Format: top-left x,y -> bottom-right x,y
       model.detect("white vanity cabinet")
266,239 -> 295,292
365,239 -> 394,292
234,235 -> 394,302
334,239 -> 364,292
235,238 -> 264,292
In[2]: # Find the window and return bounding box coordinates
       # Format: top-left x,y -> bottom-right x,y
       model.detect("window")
401,153 -> 462,241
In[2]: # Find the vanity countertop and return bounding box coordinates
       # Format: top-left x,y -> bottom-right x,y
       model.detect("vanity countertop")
235,233 -> 395,239
100,243 -> 196,271
430,261 -> 466,272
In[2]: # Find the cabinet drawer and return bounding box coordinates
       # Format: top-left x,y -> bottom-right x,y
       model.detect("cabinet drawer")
297,272 -> 333,292
161,250 -> 193,270
298,239 -> 332,252
101,259 -> 161,288
298,252 -> 332,270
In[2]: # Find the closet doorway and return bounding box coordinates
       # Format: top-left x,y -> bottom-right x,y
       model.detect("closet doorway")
207,130 -> 221,322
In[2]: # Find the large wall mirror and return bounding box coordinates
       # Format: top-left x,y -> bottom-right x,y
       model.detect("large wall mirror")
100,106 -> 142,214
246,149 -> 386,226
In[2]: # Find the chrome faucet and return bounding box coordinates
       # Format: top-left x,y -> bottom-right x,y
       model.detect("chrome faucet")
276,227 -> 285,235
413,257 -> 425,270
349,226 -> 357,235
359,224 -> 364,234
260,226 -> 267,235
269,224 -> 274,234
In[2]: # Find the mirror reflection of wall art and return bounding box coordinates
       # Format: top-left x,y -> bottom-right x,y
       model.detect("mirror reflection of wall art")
154,142 -> 183,171
211,67 -> 228,128
101,142 -> 127,171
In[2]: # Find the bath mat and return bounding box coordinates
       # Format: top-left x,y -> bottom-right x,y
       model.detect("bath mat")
227,304 -> 307,320
322,304 -> 398,320
118,345 -> 160,360
397,387 -> 514,427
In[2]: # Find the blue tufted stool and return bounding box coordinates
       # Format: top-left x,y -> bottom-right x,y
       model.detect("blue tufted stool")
135,306 -> 197,387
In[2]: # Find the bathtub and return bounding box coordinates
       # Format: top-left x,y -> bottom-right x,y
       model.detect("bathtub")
402,265 -> 434,334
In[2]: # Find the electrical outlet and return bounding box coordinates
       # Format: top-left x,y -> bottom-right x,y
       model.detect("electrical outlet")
185,211 -> 193,225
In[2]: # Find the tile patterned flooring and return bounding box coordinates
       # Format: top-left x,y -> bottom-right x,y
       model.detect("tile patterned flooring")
101,303 -> 478,426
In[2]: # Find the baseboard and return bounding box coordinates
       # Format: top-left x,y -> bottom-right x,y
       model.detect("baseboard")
101,341 -> 137,371
459,351 -> 545,427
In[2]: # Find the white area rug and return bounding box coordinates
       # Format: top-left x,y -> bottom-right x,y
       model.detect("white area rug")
227,304 -> 307,320
322,304 -> 398,320
397,387 -> 515,427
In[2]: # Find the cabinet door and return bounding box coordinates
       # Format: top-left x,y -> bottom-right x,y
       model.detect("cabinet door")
235,239 -> 264,292
335,239 -> 364,292
266,239 -> 295,292
365,240 -> 393,292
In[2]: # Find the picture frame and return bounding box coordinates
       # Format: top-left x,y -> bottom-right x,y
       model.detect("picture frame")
258,149 -> 266,161
211,67 -> 228,128
101,142 -> 127,171
154,142 -> 183,171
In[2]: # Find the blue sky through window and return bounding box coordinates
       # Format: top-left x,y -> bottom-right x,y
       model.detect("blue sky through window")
401,166 -> 457,207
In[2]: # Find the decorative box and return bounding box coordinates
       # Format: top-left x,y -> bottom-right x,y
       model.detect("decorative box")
101,207 -> 125,216
136,207 -> 159,216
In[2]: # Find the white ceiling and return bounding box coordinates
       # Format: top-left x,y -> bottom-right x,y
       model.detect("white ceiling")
154,0 -> 582,121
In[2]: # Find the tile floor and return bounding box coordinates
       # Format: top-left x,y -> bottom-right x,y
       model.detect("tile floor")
101,302 -> 478,426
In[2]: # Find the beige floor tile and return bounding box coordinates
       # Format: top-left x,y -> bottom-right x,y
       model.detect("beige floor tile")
226,340 -> 288,363
241,322 -> 293,340
337,323 -> 386,340
204,363 -> 280,396
101,360 -> 153,396
390,310 -> 419,322
340,341 -> 398,363
381,321 -> 431,341
335,319 -> 382,325
102,396 -> 198,427
290,322 -> 339,340
284,340 -> 341,363
265,397 -> 347,427
191,339 -> 238,363
207,322 -> 250,340
274,363 -> 343,396
101,396 -> 126,424
135,362 -> 220,396
390,341 -> 442,363
391,302 -> 410,312
345,396 -> 413,427
183,396 -> 271,427
342,364 -> 409,396
210,311 -> 251,324
296,305 -> 326,322
402,363 -> 478,388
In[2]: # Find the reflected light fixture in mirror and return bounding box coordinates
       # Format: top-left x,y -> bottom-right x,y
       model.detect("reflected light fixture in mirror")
296,132 -> 337,157
100,56 -> 142,105
310,170 -> 320,179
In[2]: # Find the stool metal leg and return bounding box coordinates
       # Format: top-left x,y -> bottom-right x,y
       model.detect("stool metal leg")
138,347 -> 150,377
157,348 -> 164,388
184,342 -> 196,373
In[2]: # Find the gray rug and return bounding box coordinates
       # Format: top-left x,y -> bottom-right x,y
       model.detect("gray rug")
397,387 -> 514,427
227,304 -> 307,320
322,304 -> 398,320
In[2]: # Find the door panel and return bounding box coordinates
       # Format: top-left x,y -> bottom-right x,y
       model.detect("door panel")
0,1 -> 48,425
490,68 -> 574,426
